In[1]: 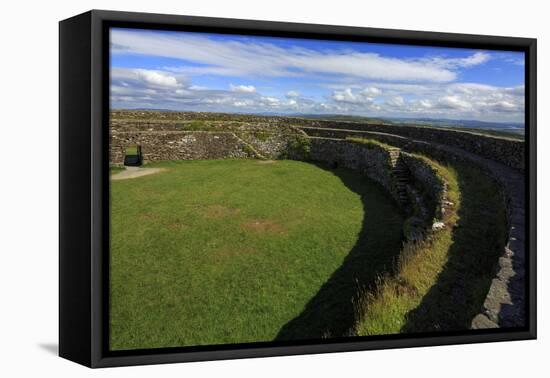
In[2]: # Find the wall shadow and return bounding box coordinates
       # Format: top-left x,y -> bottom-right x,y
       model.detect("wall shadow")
401,166 -> 507,332
275,162 -> 405,340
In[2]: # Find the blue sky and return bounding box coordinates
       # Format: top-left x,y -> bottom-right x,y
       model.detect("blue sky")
110,28 -> 525,123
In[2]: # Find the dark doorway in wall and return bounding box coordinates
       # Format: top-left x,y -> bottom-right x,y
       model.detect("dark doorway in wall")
124,145 -> 142,166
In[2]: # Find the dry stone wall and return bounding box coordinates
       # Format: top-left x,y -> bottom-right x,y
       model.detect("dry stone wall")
109,131 -> 254,164
305,138 -> 398,202
298,123 -> 524,171
304,137 -> 449,241
111,110 -> 524,170
306,132 -> 525,329
109,120 -> 306,163
237,131 -> 304,159
400,153 -> 447,221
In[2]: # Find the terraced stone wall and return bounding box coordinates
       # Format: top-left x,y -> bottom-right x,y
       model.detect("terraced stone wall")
305,138 -> 449,240
298,122 -> 524,171
308,132 -> 525,329
400,153 -> 448,221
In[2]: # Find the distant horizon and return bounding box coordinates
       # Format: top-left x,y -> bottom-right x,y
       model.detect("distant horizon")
110,28 -> 525,123
111,108 -> 524,126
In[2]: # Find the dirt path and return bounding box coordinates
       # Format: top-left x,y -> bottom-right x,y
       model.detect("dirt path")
111,166 -> 165,180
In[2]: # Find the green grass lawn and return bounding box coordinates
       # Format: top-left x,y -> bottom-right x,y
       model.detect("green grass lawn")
110,159 -> 404,350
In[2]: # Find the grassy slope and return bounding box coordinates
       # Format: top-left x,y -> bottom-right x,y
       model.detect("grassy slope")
110,159 -> 404,350
355,163 -> 506,335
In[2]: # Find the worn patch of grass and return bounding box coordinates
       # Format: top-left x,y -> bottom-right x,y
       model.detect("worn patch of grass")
110,166 -> 125,174
177,120 -> 218,131
355,162 -> 506,335
110,159 -> 404,350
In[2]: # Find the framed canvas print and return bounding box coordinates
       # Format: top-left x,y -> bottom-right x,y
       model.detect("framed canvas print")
59,10 -> 536,368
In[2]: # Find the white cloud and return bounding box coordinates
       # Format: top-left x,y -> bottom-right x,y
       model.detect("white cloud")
322,82 -> 524,121
259,96 -> 281,107
492,52 -> 525,67
459,52 -> 491,67
332,88 -> 376,104
188,85 -> 209,90
418,52 -> 491,71
111,73 -> 525,121
135,69 -> 179,87
109,37 -> 523,122
111,68 -> 185,89
111,29 -> 491,83
439,95 -> 472,110
229,84 -> 256,93
419,99 -> 433,109
386,96 -> 405,107
233,100 -> 254,107
361,86 -> 382,96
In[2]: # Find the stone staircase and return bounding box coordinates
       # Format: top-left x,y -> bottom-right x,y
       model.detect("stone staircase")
388,147 -> 410,205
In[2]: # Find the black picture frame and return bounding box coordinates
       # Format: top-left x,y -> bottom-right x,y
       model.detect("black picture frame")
59,9 -> 537,368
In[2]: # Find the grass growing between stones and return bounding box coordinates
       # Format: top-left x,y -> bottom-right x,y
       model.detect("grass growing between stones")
109,159 -> 404,350
355,163 -> 507,335
346,136 -> 395,150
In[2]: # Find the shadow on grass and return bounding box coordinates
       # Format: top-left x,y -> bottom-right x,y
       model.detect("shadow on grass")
275,162 -> 405,340
401,166 -> 506,332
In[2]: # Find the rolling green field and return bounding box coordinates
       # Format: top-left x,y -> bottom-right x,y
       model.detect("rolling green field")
110,159 -> 404,350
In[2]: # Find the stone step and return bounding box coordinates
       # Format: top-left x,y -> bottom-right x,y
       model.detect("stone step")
393,174 -> 408,179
